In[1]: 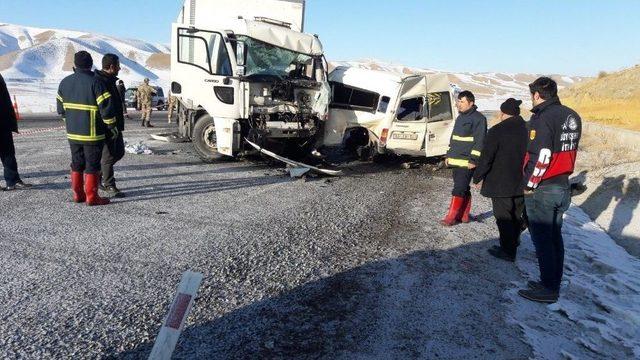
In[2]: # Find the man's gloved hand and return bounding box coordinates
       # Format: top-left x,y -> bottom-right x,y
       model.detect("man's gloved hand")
108,126 -> 119,139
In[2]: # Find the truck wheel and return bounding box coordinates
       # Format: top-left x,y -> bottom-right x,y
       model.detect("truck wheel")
156,101 -> 165,111
193,115 -> 226,162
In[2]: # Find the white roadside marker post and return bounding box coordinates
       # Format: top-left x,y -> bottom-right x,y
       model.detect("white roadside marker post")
149,271 -> 204,360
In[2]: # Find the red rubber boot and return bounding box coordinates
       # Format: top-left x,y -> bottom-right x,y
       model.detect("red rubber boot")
84,173 -> 110,206
460,194 -> 473,223
71,170 -> 86,203
440,196 -> 465,226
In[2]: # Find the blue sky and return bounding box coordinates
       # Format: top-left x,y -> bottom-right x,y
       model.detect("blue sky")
2,0 -> 639,76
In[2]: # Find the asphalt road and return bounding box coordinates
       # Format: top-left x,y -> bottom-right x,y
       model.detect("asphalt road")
0,112 -> 533,359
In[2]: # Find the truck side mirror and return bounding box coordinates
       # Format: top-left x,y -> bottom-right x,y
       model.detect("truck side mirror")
237,41 -> 247,66
236,41 -> 247,76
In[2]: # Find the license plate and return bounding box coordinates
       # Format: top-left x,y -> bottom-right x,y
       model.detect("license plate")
392,132 -> 418,140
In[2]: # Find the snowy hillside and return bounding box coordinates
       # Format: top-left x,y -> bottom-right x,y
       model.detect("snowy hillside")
0,23 -> 170,113
0,22 -> 589,113
331,60 -> 589,111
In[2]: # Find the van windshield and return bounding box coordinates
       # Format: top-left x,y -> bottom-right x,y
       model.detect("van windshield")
238,36 -> 313,79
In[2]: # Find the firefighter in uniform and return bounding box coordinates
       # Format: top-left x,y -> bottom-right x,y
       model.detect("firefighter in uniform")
167,92 -> 177,124
137,78 -> 156,127
56,51 -> 117,206
95,54 -> 126,198
441,90 -> 487,226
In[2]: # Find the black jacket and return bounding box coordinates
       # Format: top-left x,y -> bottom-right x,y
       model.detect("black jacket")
523,97 -> 582,190
57,69 -> 117,144
473,115 -> 528,198
117,83 -> 126,104
0,73 -> 18,134
95,70 -> 125,131
446,105 -> 487,168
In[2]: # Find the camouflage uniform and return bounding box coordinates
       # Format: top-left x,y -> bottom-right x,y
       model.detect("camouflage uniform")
167,94 -> 177,123
137,79 -> 156,127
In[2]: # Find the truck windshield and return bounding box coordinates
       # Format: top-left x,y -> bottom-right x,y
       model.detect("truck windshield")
238,36 -> 312,78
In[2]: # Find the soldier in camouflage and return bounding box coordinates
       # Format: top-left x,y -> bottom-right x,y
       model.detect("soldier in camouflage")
167,92 -> 177,124
137,78 -> 156,127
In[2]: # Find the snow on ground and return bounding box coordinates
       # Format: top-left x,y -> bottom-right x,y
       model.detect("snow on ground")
509,206 -> 640,359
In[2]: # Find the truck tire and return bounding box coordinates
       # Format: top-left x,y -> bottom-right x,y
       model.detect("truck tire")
192,115 -> 226,162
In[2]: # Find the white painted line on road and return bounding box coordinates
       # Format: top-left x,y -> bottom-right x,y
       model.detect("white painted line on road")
149,271 -> 203,360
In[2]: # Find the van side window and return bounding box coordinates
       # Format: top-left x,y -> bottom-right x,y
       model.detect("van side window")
330,82 -> 380,113
177,28 -> 232,76
377,96 -> 391,113
428,92 -> 453,122
396,97 -> 425,121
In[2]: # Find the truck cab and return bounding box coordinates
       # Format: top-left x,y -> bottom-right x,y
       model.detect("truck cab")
171,0 -> 330,162
325,66 -> 459,159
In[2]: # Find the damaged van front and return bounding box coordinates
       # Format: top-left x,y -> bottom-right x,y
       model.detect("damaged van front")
324,66 -> 458,160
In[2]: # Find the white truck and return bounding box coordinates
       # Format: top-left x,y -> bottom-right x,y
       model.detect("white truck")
171,0 -> 330,161
324,66 -> 459,160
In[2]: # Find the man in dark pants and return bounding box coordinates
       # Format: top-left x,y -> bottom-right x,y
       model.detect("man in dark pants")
117,79 -> 130,119
441,90 -> 487,226
57,51 -> 118,206
519,77 -> 582,303
95,54 -> 126,197
0,73 -> 32,191
473,98 -> 528,262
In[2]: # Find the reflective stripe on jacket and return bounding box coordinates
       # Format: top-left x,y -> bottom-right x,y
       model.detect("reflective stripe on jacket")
56,69 -> 117,144
446,105 -> 487,168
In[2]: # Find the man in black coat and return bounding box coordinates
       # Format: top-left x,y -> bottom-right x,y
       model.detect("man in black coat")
0,73 -> 32,191
473,98 -> 528,262
117,79 -> 129,119
95,54 -> 126,197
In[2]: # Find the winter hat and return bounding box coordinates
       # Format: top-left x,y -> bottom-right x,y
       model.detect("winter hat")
500,98 -> 522,116
74,51 -> 93,69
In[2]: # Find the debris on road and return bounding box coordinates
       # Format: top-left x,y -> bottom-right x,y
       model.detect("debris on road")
246,139 -> 342,177
125,140 -> 154,155
151,133 -> 190,143
288,166 -> 311,178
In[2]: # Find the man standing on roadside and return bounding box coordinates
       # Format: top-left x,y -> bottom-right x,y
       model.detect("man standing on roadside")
117,79 -> 130,119
56,51 -> 117,206
95,54 -> 126,198
473,98 -> 528,262
137,78 -> 156,127
441,90 -> 487,226
518,77 -> 582,303
0,72 -> 32,191
167,91 -> 177,124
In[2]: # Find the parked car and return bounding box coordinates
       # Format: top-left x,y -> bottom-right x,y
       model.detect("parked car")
124,86 -> 167,110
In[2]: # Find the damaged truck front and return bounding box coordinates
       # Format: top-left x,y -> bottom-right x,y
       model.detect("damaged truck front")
171,0 -> 330,161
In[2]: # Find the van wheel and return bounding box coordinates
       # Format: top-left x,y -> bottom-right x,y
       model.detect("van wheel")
193,115 -> 226,162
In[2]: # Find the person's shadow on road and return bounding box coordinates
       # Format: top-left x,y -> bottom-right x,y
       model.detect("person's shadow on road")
580,174 -> 626,222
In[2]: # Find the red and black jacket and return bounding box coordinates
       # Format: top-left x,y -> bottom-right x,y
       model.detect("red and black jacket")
523,97 -> 582,190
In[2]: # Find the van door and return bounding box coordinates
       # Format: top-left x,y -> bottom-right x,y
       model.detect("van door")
425,74 -> 457,157
385,76 -> 428,156
171,23 -> 239,156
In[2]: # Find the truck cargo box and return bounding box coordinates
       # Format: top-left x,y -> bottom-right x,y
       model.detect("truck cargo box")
178,0 -> 306,32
